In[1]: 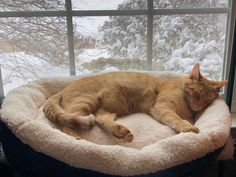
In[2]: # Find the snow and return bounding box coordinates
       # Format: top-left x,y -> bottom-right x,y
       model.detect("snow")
72,0 -> 125,10
113,40 -> 122,49
157,39 -> 166,49
0,0 -> 227,95
74,16 -> 109,38
164,43 -> 224,80
172,48 -> 183,57
0,48 -> 114,94
77,48 -> 109,65
103,66 -> 119,72
205,40 -> 218,52
164,57 -> 195,74
1,42 -> 224,95
0,52 -> 69,94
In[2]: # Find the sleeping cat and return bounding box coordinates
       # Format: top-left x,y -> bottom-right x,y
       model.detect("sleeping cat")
43,64 -> 227,142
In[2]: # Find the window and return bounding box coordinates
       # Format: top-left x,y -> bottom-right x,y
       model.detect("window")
0,0 -> 65,11
73,16 -> 147,73
72,0 -> 146,10
0,17 -> 69,93
153,14 -> 227,80
153,0 -> 228,9
0,0 -> 232,97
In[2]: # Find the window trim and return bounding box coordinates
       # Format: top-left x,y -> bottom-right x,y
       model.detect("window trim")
0,8 -> 229,18
66,0 -> 76,75
0,66 -> 4,105
222,0 -> 236,113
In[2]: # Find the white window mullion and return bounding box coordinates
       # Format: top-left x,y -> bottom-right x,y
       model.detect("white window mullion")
0,66 -> 4,105
147,0 -> 153,70
66,0 -> 76,76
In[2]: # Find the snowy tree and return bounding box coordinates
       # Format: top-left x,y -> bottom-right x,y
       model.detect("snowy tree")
0,0 -> 69,65
0,0 -> 95,66
0,0 -> 65,11
0,0 -> 97,88
101,0 -> 147,59
1,17 -> 69,65
0,0 -> 100,95
101,0 -> 227,79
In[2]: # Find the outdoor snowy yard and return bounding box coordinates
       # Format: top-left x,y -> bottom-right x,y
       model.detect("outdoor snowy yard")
0,0 -> 228,94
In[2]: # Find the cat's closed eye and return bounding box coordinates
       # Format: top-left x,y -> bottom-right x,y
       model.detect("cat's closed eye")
193,92 -> 200,99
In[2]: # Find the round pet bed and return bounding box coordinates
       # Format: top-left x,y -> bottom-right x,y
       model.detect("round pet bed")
0,71 -> 233,176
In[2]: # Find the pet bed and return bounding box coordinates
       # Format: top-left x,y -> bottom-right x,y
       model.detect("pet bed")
0,71 -> 233,177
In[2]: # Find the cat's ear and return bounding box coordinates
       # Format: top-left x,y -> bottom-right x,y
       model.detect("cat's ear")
190,63 -> 201,81
214,80 -> 228,92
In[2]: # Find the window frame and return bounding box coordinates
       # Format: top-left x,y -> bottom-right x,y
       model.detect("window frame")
0,0 -> 234,108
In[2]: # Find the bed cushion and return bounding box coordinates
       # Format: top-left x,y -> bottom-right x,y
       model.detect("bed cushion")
0,71 -> 233,176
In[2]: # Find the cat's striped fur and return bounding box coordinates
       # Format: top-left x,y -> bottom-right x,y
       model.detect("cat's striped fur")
43,64 -> 227,142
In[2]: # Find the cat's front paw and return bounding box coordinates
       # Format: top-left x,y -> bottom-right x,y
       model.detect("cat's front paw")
181,125 -> 199,133
111,124 -> 134,143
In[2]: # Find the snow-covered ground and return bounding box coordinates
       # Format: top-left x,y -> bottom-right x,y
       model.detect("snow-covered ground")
77,49 -> 109,65
1,48 -> 118,94
1,52 -> 69,94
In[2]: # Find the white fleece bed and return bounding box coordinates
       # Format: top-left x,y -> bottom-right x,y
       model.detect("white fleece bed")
0,71 -> 233,176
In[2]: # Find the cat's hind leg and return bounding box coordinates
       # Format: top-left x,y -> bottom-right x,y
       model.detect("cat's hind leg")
59,112 -> 96,140
64,96 -> 99,130
60,102 -> 97,139
62,126 -> 81,140
95,109 -> 134,143
65,108 -> 96,130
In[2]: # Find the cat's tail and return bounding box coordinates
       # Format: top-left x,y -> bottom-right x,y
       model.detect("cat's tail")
43,91 -> 75,127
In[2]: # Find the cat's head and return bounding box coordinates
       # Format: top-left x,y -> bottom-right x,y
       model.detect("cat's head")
184,63 -> 227,112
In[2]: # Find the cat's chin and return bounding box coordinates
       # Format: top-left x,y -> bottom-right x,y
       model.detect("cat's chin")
191,106 -> 205,112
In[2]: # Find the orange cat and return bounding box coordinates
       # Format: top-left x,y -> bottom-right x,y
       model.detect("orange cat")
43,64 -> 227,142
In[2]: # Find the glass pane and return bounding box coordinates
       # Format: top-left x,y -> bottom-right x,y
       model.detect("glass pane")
154,0 -> 228,8
153,14 -> 227,80
72,0 -> 147,10
0,0 -> 65,11
73,16 -> 147,74
0,17 -> 69,94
